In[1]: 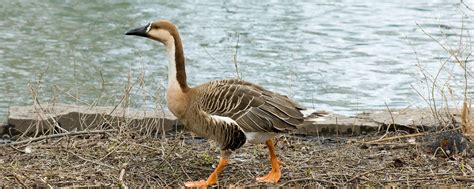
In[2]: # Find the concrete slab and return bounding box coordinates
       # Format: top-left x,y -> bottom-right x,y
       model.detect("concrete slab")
5,104 -> 472,137
7,103 -> 180,136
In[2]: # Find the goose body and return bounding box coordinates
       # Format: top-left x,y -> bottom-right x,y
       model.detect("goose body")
181,79 -> 304,150
126,20 -> 305,187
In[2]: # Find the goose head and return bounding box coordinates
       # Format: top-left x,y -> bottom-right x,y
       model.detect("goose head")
125,20 -> 178,45
125,19 -> 189,92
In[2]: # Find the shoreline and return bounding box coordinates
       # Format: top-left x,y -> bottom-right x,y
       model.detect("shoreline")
3,103 -> 472,138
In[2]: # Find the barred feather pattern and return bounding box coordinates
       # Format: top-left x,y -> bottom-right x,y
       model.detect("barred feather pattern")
182,79 -> 305,150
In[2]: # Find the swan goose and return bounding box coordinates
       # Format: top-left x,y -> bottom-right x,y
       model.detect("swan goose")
126,20 -> 305,187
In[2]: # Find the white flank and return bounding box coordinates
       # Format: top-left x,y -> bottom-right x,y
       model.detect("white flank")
300,109 -> 317,117
245,132 -> 276,144
306,117 -> 327,122
301,109 -> 330,122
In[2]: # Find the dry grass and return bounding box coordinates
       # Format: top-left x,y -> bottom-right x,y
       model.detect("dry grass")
0,129 -> 473,188
411,11 -> 473,140
461,100 -> 473,140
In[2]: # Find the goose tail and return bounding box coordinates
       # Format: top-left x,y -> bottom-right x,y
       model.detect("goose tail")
300,109 -> 330,122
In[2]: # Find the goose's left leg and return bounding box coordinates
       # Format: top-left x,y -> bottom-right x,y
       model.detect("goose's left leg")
184,150 -> 231,187
256,139 -> 282,183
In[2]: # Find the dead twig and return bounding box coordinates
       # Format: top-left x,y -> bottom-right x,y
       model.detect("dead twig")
280,177 -> 339,186
365,133 -> 426,144
369,143 -> 417,150
382,176 -> 447,183
64,149 -> 118,170
452,175 -> 474,182
345,167 -> 385,183
180,164 -> 192,180
377,102 -> 397,139
461,0 -> 474,11
8,145 -> 25,153
12,173 -> 28,188
39,177 -> 53,189
1,129 -> 114,146
233,33 -> 241,79
119,163 -> 128,189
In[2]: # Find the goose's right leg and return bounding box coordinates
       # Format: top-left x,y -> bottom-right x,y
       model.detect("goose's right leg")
256,139 -> 282,183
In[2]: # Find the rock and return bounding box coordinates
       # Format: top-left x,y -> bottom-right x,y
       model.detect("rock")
8,103 -> 181,136
365,108 -> 441,129
0,123 -> 7,136
296,111 -> 381,136
295,108 -> 465,136
365,108 -> 474,132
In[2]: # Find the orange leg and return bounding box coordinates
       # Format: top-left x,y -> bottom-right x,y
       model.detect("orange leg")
256,139 -> 282,183
184,150 -> 230,188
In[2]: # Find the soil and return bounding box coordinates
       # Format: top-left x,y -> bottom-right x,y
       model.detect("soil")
0,130 -> 473,188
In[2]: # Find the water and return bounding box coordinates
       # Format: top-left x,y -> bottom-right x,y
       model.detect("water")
1,0 -> 473,121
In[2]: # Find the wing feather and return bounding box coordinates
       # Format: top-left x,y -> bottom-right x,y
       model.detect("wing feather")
195,79 -> 304,133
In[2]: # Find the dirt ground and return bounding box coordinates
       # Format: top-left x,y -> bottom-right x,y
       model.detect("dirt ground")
0,129 -> 473,188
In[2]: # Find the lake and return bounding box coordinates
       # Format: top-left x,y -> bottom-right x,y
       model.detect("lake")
1,0 -> 473,122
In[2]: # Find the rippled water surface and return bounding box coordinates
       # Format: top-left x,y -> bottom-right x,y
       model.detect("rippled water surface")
1,1 -> 474,120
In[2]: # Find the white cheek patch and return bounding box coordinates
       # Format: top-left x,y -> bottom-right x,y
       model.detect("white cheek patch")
146,23 -> 152,33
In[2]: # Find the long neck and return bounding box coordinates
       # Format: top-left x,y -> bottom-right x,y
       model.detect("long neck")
164,34 -> 188,90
